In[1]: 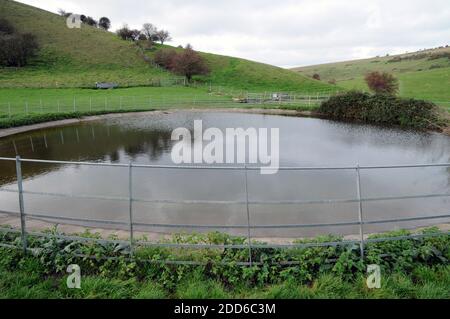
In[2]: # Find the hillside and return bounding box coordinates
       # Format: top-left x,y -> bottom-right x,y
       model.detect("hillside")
0,0 -> 333,93
0,0 -> 171,88
292,47 -> 450,102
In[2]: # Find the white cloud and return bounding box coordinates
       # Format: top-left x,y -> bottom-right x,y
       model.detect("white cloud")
15,0 -> 450,67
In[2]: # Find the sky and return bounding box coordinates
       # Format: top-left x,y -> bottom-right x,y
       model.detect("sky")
15,0 -> 450,68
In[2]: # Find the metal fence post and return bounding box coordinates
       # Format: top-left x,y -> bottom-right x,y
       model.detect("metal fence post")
128,162 -> 134,256
355,164 -> 365,259
73,97 -> 76,112
15,156 -> 27,253
244,165 -> 253,266
8,102 -> 11,118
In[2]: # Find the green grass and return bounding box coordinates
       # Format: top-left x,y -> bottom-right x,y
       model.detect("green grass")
196,51 -> 334,93
0,86 -> 322,128
293,47 -> 450,103
143,44 -> 335,93
0,227 -> 448,299
0,0 -> 170,88
0,0 -> 335,94
1,264 -> 448,299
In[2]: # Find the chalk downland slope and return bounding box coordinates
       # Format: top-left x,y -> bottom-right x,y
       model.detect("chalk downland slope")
292,47 -> 450,102
0,0 -> 334,93
0,0 -> 172,88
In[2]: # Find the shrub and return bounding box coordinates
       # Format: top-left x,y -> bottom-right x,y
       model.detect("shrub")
116,25 -> 134,41
98,17 -> 111,31
171,45 -> 209,82
154,48 -> 177,70
365,71 -> 399,95
0,32 -> 39,67
312,73 -> 321,80
0,227 -> 448,291
154,45 -> 209,82
319,91 -> 441,130
0,18 -> 15,34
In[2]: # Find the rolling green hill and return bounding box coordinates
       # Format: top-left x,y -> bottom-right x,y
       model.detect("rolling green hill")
0,0 -> 170,88
0,0 -> 333,93
292,47 -> 450,103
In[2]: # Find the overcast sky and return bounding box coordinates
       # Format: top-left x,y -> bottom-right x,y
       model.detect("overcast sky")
16,0 -> 450,68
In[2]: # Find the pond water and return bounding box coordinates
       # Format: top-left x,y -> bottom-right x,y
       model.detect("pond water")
0,111 -> 449,238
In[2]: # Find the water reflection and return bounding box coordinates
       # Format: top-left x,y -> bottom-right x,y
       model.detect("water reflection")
0,111 -> 449,237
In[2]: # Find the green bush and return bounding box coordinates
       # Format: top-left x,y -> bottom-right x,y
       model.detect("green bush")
0,227 -> 449,298
0,227 -> 448,291
319,91 -> 441,130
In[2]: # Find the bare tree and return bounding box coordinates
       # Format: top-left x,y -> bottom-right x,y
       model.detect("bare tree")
365,71 -> 399,95
172,45 -> 209,82
58,9 -> 70,17
116,24 -> 134,41
156,30 -> 171,45
130,29 -> 142,41
154,48 -> 177,69
142,23 -> 157,42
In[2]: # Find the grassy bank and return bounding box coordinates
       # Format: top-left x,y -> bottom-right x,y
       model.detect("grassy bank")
0,0 -> 334,93
0,227 -> 448,299
1,263 -> 448,299
292,47 -> 450,103
0,87 -> 323,129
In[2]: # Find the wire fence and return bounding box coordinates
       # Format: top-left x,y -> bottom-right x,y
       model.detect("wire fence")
0,93 -> 333,118
0,156 -> 449,266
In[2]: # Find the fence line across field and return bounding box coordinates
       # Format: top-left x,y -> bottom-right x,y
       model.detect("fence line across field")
0,156 -> 449,265
0,93 -> 332,118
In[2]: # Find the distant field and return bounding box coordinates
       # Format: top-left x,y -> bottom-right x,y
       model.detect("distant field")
293,47 -> 450,104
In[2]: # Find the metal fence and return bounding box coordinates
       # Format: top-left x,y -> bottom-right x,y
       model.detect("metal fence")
0,93 -> 331,118
0,156 -> 449,266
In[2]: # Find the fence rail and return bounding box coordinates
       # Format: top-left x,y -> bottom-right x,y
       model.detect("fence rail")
0,156 -> 449,266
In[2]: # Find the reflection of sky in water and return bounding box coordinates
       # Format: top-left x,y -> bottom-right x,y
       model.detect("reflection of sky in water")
0,112 -> 449,237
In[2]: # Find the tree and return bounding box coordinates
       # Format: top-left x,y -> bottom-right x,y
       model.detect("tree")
154,48 -> 177,69
172,45 -> 209,82
84,16 -> 98,27
142,23 -> 157,42
156,30 -> 171,45
0,18 -> 15,34
116,25 -> 134,41
130,29 -> 142,41
0,32 -> 39,67
365,71 -> 399,95
57,9 -> 72,18
98,17 -> 111,30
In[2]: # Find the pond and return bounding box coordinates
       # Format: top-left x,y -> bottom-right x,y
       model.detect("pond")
0,111 -> 449,238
